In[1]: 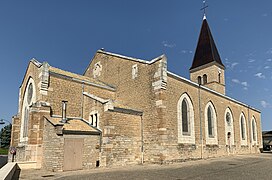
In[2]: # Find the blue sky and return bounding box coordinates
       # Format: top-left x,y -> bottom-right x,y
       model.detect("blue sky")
0,0 -> 272,130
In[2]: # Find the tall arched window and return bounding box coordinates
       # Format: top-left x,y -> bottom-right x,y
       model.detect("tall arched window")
240,116 -> 246,140
177,93 -> 195,144
197,76 -> 202,85
224,108 -> 234,146
207,106 -> 213,136
20,77 -> 36,143
205,102 -> 218,144
252,118 -> 257,142
239,113 -> 247,145
203,74 -> 207,84
182,99 -> 189,134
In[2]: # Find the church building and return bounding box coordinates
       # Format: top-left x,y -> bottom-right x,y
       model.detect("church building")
10,16 -> 262,171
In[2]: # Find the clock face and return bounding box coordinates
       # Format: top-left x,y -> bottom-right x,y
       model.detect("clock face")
27,83 -> 33,104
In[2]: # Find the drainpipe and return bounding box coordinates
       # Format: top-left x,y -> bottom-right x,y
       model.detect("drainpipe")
60,101 -> 68,123
198,84 -> 203,159
247,105 -> 251,153
140,114 -> 144,164
81,83 -> 84,119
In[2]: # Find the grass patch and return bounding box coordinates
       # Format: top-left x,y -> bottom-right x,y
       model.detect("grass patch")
0,148 -> 8,155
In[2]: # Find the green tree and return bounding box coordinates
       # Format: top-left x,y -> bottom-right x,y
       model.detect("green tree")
0,124 -> 12,148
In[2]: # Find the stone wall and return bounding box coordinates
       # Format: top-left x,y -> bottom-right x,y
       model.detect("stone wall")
42,119 -> 100,171
161,74 -> 262,162
101,111 -> 142,166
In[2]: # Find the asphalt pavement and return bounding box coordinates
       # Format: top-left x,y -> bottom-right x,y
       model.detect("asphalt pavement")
20,153 -> 272,180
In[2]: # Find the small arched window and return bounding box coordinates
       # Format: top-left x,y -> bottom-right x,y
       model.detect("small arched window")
203,74 -> 207,84
240,116 -> 246,140
218,73 -> 221,83
207,106 -> 214,137
197,76 -> 202,85
182,99 -> 189,134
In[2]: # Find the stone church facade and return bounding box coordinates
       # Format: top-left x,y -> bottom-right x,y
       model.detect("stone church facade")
10,16 -> 262,171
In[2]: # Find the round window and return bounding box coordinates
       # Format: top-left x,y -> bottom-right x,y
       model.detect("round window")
27,83 -> 33,104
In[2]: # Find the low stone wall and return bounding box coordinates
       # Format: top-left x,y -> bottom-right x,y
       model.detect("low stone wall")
0,162 -> 20,180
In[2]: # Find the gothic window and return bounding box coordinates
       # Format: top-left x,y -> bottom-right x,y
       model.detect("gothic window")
240,116 -> 246,140
132,64 -> 138,79
182,99 -> 189,134
23,107 -> 29,137
197,76 -> 202,85
20,78 -> 36,143
177,93 -> 195,144
252,118 -> 257,142
207,106 -> 214,137
205,102 -> 217,144
27,83 -> 33,104
218,73 -> 221,83
203,74 -> 207,84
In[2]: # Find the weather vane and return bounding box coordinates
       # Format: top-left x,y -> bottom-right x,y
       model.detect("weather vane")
200,0 -> 208,16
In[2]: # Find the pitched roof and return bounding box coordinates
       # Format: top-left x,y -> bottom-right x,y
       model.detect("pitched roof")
190,17 -> 225,70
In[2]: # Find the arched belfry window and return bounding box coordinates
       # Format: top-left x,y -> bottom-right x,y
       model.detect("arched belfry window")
177,93 -> 195,144
205,102 -> 218,144
182,99 -> 189,134
20,77 -> 36,143
197,76 -> 202,85
203,74 -> 207,84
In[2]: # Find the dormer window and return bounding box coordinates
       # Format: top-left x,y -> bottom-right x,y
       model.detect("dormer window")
197,76 -> 202,85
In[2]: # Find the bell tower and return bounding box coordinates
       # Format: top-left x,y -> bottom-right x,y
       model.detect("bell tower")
190,15 -> 225,94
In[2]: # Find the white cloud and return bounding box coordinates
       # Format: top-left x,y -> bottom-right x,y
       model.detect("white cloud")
241,82 -> 248,87
267,58 -> 272,62
261,100 -> 270,108
248,59 -> 255,63
262,13 -> 268,17
264,66 -> 270,69
254,72 -> 266,79
231,62 -> 239,68
266,48 -> 272,54
232,79 -> 240,83
180,49 -> 193,54
232,79 -> 248,90
162,41 -> 175,48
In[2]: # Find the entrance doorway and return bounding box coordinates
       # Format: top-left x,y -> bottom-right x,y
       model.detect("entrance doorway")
63,138 -> 84,171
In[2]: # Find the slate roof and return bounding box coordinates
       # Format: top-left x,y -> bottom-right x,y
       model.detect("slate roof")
190,17 -> 225,70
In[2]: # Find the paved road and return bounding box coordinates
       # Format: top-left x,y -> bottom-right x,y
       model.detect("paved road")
0,155 -> 8,168
20,153 -> 272,180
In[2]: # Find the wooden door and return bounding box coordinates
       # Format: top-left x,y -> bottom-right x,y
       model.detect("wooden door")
63,138 -> 84,171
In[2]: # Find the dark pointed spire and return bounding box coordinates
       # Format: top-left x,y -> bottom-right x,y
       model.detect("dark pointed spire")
190,16 -> 225,70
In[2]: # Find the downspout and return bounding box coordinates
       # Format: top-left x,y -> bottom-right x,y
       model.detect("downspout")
247,105 -> 251,153
81,83 -> 84,119
140,114 -> 144,164
198,84 -> 203,159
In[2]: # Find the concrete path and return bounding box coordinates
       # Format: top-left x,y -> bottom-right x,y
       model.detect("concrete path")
19,153 -> 272,180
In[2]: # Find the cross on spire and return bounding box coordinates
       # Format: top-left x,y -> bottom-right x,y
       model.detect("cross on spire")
200,0 -> 208,18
